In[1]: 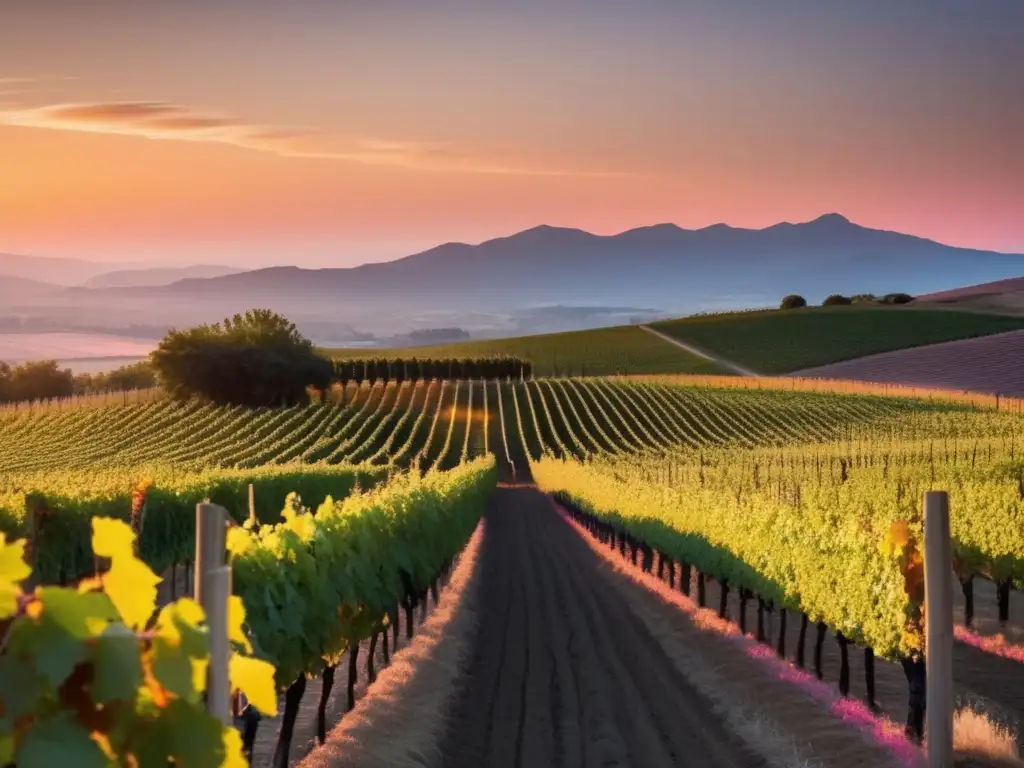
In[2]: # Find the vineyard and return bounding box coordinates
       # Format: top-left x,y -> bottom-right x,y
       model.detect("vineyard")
3,376 -> 1024,766
327,324 -> 728,377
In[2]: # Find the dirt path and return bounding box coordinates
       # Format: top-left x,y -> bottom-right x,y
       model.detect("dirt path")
639,324 -> 762,377
437,485 -> 773,768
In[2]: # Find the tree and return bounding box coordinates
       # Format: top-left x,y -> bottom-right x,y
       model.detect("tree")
823,294 -> 853,306
780,295 -> 808,310
1,360 -> 74,402
851,294 -> 878,304
882,293 -> 914,305
74,360 -> 156,394
151,309 -> 332,406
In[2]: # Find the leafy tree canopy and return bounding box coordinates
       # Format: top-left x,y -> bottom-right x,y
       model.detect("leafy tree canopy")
151,309 -> 331,406
0,359 -> 74,403
823,294 -> 853,306
780,294 -> 808,310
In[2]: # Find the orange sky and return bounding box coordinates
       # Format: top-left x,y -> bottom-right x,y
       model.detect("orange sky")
1,2 -> 1022,267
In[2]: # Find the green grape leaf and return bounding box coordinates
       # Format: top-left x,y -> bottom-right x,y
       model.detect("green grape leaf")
8,605 -> 87,689
136,699 -> 233,768
229,654 -> 277,717
0,535 -> 29,619
0,654 -> 46,729
150,636 -> 198,703
36,587 -> 117,640
16,714 -> 109,768
93,623 -> 143,703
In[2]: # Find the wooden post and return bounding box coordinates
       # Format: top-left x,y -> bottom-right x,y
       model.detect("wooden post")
196,502 -> 230,724
924,491 -> 953,768
206,565 -> 232,725
248,484 -> 257,527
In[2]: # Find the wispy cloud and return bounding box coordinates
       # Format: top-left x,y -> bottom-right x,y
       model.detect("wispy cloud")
0,99 -> 626,177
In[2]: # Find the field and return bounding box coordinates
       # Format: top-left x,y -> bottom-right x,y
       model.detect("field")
795,330 -> 1024,397
327,324 -> 727,377
4,377 -> 1024,767
651,306 -> 1024,374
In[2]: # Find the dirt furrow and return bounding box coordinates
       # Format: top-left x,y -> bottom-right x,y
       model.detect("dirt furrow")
439,486 -> 765,767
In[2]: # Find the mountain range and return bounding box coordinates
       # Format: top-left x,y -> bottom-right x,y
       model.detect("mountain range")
3,214 -> 1023,340
96,214 -> 1024,312
0,253 -> 242,288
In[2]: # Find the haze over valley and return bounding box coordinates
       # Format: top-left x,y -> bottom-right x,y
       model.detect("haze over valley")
5,214 -> 1024,368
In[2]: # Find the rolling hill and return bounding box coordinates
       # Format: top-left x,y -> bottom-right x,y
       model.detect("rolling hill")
651,306 -> 1024,374
82,264 -> 245,288
328,324 -> 726,377
0,252 -> 121,286
105,214 -> 1024,315
0,253 -> 246,288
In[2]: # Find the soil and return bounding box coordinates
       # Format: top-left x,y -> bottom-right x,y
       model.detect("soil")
439,486 -> 774,768
438,482 -> 1024,768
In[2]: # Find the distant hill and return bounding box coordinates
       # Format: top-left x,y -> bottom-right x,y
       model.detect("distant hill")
0,275 -> 63,300
0,252 -> 125,286
109,214 -> 1024,314
917,275 -> 1024,302
83,265 -> 245,288
0,253 -> 245,289
914,275 -> 1024,315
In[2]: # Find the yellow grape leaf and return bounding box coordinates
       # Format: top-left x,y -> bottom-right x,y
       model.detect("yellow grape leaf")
880,520 -> 912,558
229,654 -> 277,717
77,577 -> 104,594
105,555 -> 161,630
220,726 -> 248,768
91,517 -> 135,559
192,657 -> 210,697
227,596 -> 253,653
226,527 -> 253,557
0,535 -> 30,619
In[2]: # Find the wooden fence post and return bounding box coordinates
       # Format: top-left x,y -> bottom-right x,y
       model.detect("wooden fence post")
924,491 -> 953,768
196,502 -> 230,724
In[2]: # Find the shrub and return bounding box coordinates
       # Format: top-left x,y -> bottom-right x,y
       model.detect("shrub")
882,293 -> 914,305
780,294 -> 808,310
823,294 -> 853,306
851,294 -> 878,304
151,309 -> 332,406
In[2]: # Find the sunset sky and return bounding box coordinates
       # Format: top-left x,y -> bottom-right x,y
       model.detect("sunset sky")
1,1 -> 1022,268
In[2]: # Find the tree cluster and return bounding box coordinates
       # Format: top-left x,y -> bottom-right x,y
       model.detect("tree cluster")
780,293 -> 915,310
333,356 -> 532,384
150,309 -> 332,407
823,293 -> 915,307
0,360 -> 74,403
74,361 -> 156,394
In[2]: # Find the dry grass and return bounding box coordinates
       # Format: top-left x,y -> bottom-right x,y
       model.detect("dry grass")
299,519 -> 487,768
954,707 -> 1022,766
